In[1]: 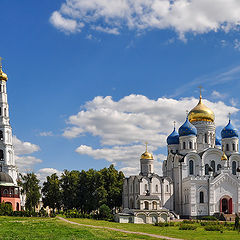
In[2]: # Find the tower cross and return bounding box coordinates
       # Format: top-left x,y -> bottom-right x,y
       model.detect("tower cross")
0,57 -> 3,69
228,112 -> 231,120
198,85 -> 203,99
145,142 -> 148,152
173,121 -> 176,128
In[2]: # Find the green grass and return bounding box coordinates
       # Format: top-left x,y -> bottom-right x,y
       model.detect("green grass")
65,218 -> 240,240
0,216 -> 156,240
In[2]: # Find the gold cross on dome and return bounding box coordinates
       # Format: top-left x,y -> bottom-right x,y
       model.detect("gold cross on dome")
198,85 -> 203,98
228,112 -> 231,120
0,57 -> 3,68
173,121 -> 176,128
145,142 -> 148,152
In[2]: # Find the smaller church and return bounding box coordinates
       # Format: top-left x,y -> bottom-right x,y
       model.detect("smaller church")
115,145 -> 175,224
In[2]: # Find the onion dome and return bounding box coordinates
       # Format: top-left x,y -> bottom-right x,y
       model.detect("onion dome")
167,127 -> 179,145
0,172 -> 14,183
141,143 -> 153,160
0,65 -> 8,81
179,117 -> 197,137
215,137 -> 221,146
221,120 -> 238,139
188,93 -> 214,123
221,152 -> 228,161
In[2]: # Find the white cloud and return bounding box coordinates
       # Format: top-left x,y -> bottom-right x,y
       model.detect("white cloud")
39,131 -> 54,137
13,136 -> 40,155
211,90 -> 227,99
15,156 -> 42,172
50,11 -> 83,34
65,94 -> 238,176
36,168 -> 62,184
51,0 -> 240,39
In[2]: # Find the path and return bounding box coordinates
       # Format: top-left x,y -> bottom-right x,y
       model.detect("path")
57,216 -> 183,240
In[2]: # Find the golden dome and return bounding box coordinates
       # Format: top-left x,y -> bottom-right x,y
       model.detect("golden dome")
221,152 -> 227,161
141,142 -> 153,159
0,63 -> 8,81
188,94 -> 214,123
141,151 -> 153,160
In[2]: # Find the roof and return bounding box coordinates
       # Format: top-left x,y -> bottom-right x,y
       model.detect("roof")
0,172 -> 14,185
138,195 -> 160,200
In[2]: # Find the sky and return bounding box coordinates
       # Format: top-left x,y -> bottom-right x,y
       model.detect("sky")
1,0 -> 240,181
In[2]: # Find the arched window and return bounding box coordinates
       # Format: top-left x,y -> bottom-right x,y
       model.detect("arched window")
200,191 -> 204,203
189,141 -> 192,149
4,108 -> 6,117
0,107 -> 2,116
155,185 -> 158,192
183,142 -> 186,149
217,164 -> 222,171
0,166 -> 2,172
0,85 -> 2,92
166,185 -> 169,192
144,201 -> 149,210
210,160 -> 215,172
205,164 -> 209,175
226,144 -> 229,151
0,150 -> 4,161
232,161 -> 237,175
3,189 -> 8,195
189,160 -> 194,175
145,184 -> 148,192
233,143 -> 236,151
149,165 -> 152,172
0,131 -> 3,141
152,201 -> 157,210
205,133 -> 208,143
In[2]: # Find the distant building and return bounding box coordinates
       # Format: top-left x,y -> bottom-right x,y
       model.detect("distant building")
0,61 -> 20,210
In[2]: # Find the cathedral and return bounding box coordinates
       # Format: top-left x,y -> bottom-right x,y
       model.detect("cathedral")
0,61 -> 20,210
116,91 -> 240,223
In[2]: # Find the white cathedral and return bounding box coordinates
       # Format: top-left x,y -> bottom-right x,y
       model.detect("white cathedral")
116,92 -> 240,224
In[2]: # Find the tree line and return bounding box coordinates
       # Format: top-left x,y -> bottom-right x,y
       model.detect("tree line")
19,164 -> 124,214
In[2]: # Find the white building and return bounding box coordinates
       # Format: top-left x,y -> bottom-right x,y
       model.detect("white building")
117,91 -> 240,223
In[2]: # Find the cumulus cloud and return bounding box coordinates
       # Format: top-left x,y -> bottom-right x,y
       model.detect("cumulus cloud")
65,94 -> 238,175
39,131 -> 54,137
51,0 -> 240,39
36,168 -> 62,184
13,136 -> 40,156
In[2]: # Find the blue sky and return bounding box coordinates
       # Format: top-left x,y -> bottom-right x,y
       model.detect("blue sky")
1,0 -> 240,180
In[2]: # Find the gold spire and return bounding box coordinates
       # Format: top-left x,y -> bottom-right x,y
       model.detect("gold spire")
188,87 -> 215,123
0,57 -> 8,81
141,142 -> 153,160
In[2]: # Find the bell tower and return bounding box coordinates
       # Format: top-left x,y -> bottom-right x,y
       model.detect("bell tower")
0,58 -> 18,184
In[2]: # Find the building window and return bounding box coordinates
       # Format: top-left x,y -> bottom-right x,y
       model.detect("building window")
210,160 -> 215,172
217,164 -> 221,171
233,143 -> 236,151
155,185 -> 158,192
205,164 -> 209,175
166,185 -> 169,192
183,142 -> 186,149
200,191 -> 204,203
0,150 -> 4,161
145,184 -> 148,192
144,201 -> 149,210
4,108 -> 6,116
205,133 -> 208,143
226,144 -> 229,151
189,160 -> 194,175
189,141 -> 192,149
0,166 -> 2,172
3,189 -> 8,195
152,201 -> 157,210
232,161 -> 237,175
0,131 -> 3,141
149,165 -> 152,172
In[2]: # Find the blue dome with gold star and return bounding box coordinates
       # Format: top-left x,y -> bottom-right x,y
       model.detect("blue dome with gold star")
167,128 -> 179,145
221,120 -> 238,139
179,117 -> 197,137
215,137 -> 221,146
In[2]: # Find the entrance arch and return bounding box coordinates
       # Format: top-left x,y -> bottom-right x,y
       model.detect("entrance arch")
220,196 -> 232,214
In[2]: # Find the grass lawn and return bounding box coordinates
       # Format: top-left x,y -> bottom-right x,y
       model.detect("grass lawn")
0,216 -> 156,240
65,217 -> 240,240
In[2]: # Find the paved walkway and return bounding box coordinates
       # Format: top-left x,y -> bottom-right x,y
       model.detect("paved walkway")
57,216 -> 183,240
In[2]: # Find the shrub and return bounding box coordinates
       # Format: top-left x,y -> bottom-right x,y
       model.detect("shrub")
200,216 -> 218,221
0,202 -> 13,216
155,222 -> 172,227
218,213 -> 226,221
204,225 -> 222,231
182,220 -> 196,224
179,224 -> 197,230
98,204 -> 112,220
200,221 -> 219,226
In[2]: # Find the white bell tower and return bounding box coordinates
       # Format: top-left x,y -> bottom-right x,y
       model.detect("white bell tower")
0,58 -> 18,184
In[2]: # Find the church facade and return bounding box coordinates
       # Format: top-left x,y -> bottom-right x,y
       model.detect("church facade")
116,91 -> 240,223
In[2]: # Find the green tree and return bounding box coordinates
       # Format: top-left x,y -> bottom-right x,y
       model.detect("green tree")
19,173 -> 41,212
61,170 -> 80,210
42,173 -> 61,213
